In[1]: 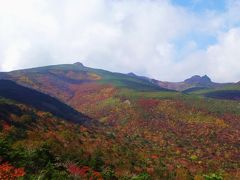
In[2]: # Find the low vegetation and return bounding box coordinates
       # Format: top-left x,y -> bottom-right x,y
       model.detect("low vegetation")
0,64 -> 239,179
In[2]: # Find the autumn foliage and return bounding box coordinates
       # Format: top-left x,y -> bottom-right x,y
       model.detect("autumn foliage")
67,164 -> 103,180
1,66 -> 240,179
0,162 -> 25,180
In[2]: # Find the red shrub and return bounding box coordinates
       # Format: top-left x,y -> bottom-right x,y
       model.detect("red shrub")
0,162 -> 25,180
67,164 -> 103,179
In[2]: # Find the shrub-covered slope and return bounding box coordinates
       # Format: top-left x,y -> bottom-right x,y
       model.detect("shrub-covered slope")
0,80 -> 90,124
0,63 -> 240,179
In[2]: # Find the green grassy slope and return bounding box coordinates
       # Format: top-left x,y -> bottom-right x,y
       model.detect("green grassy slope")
3,63 -> 172,92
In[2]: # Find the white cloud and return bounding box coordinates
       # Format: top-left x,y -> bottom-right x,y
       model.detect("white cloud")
178,28 -> 240,83
206,28 -> 240,82
0,0 -> 239,82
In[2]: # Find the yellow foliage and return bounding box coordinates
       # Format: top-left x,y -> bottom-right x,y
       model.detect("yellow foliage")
175,168 -> 190,180
194,175 -> 205,180
215,119 -> 228,128
89,73 -> 101,80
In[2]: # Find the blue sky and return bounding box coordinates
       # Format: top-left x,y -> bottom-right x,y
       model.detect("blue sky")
172,0 -> 226,50
0,0 -> 240,82
172,0 -> 227,12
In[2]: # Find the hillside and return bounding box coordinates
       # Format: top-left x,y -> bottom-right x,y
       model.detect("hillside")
182,83 -> 240,101
0,96 -> 115,179
0,62 -> 168,93
0,63 -> 240,179
0,80 -> 91,124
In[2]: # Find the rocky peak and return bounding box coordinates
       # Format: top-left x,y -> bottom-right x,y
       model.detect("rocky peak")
127,72 -> 137,77
184,75 -> 212,85
73,62 -> 84,67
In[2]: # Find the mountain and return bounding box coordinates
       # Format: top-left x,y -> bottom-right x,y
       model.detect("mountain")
184,75 -> 212,85
154,75 -> 236,92
0,62 -> 169,92
153,80 -> 191,91
152,75 -> 213,92
0,63 -> 172,114
0,63 -> 237,93
127,74 -> 215,91
0,63 -> 240,179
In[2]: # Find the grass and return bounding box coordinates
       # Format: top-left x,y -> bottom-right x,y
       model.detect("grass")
186,84 -> 240,95
117,89 -> 240,116
179,94 -> 240,116
92,69 -> 167,91
117,89 -> 182,100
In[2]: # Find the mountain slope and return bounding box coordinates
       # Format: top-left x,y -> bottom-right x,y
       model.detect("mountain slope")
0,63 -> 174,112
1,63 -> 240,179
0,80 -> 91,124
0,63 -> 176,117
0,62 -> 169,92
204,90 -> 240,100
0,96 -> 111,179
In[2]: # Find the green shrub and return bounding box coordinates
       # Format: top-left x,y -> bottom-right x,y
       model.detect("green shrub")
89,150 -> 104,171
204,173 -> 223,180
131,173 -> 151,180
102,167 -> 117,180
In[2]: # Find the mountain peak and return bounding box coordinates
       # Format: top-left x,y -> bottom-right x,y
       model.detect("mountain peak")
73,62 -> 84,67
184,75 -> 212,85
127,72 -> 137,76
202,75 -> 210,79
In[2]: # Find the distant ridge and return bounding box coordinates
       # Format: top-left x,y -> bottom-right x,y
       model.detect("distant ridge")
0,63 -> 239,92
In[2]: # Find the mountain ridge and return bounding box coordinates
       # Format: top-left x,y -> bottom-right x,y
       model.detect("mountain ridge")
0,63 -> 239,100
0,63 -> 238,92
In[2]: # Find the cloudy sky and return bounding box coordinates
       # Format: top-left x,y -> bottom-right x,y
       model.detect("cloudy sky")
0,0 -> 240,82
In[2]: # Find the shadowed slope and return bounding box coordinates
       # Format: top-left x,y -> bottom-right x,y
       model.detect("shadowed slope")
0,80 -> 91,124
204,90 -> 240,100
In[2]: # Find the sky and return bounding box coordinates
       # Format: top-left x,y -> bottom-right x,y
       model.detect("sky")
0,0 -> 240,82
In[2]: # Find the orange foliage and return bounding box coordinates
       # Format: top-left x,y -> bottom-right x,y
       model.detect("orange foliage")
67,164 -> 103,180
68,83 -> 116,115
150,155 -> 159,160
0,162 -> 25,180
